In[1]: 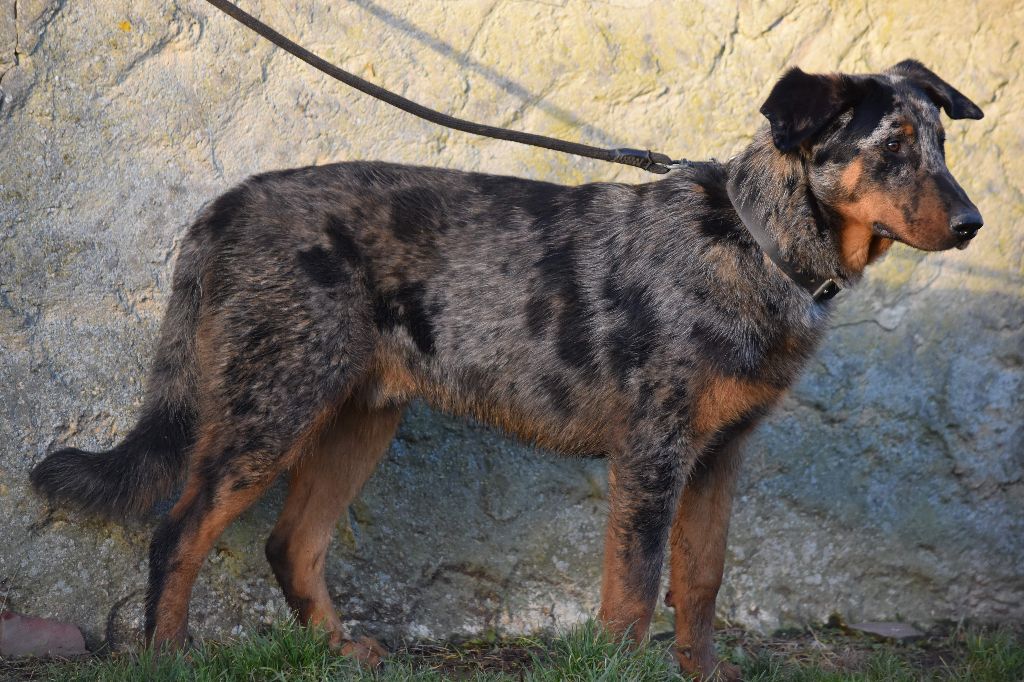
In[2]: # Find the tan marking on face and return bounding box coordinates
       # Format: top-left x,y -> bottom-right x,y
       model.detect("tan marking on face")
868,235 -> 894,261
914,177 -> 950,234
832,157 -> 905,271
837,177 -> 952,264
838,219 -> 874,271
900,122 -> 916,139
837,215 -> 896,272
693,376 -> 780,435
839,157 -> 865,194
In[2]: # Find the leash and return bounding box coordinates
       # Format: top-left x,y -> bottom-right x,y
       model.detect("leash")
202,0 -> 684,175
200,0 -> 839,301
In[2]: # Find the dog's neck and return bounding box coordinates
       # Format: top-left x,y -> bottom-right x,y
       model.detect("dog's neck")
725,129 -> 863,291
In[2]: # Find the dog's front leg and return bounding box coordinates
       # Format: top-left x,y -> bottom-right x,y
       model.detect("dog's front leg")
666,425 -> 752,682
598,431 -> 689,641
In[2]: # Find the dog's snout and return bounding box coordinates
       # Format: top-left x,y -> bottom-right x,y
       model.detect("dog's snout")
950,208 -> 984,238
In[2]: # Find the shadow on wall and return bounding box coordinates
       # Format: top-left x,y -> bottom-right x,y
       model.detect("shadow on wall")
14,282 -> 1022,646
350,0 -> 622,145
881,248 -> 1023,286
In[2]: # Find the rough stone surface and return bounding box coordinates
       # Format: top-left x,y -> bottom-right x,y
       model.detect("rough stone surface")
0,0 -> 1021,649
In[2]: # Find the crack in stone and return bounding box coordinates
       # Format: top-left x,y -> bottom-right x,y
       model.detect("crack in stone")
21,0 -> 67,59
761,7 -> 794,36
112,33 -> 176,88
704,7 -> 739,79
0,0 -> 18,88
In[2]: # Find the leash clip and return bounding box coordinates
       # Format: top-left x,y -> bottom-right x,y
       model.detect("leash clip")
662,160 -> 692,172
612,148 -> 680,174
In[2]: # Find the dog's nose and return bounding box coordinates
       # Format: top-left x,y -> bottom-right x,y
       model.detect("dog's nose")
950,208 -> 984,239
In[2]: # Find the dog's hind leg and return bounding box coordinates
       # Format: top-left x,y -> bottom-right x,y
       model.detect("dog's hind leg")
665,424 -> 752,682
265,400 -> 402,662
143,294 -> 374,649
144,401 -> 344,650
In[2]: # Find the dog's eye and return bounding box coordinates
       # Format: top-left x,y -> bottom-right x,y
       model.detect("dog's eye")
885,140 -> 901,153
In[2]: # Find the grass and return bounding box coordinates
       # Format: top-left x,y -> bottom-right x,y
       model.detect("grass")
2,620 -> 1022,681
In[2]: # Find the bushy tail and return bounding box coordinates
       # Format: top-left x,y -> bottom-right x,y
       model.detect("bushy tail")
31,236 -> 205,520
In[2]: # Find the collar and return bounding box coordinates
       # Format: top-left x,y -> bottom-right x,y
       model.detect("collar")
725,181 -> 841,302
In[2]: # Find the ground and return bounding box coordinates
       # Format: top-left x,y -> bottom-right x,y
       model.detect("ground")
1,619 -> 1021,681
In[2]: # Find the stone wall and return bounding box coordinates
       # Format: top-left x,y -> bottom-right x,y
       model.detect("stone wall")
1,0 -> 1021,649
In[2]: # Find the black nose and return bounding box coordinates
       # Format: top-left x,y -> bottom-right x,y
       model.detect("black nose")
950,208 -> 984,238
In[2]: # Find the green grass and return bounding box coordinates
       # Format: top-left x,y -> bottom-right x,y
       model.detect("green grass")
727,625 -> 1024,682
5,620 -> 1022,681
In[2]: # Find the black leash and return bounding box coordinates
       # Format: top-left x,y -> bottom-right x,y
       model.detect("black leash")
202,0 -> 684,174
201,0 -> 839,301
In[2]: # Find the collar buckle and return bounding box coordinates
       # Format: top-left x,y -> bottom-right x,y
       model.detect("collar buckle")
812,279 -> 841,301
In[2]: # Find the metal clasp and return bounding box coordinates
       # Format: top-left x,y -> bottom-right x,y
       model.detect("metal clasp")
812,279 -> 841,301
612,149 -> 685,174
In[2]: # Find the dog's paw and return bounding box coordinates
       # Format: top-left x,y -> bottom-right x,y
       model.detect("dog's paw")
674,647 -> 742,681
333,635 -> 387,666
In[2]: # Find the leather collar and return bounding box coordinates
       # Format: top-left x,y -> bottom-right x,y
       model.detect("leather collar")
726,181 -> 841,302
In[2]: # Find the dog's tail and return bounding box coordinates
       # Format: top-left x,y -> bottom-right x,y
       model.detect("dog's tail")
31,235 -> 206,520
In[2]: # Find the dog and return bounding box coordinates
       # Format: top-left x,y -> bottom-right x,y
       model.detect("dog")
31,59 -> 983,680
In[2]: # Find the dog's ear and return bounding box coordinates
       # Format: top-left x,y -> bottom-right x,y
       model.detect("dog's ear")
759,68 -> 866,152
889,59 -> 984,120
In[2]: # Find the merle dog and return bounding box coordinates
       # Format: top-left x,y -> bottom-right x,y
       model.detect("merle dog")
32,60 -> 983,679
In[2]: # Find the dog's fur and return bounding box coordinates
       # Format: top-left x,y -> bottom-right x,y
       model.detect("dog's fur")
31,60 -> 983,680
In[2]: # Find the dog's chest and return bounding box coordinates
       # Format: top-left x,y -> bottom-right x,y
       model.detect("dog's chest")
679,302 -> 826,436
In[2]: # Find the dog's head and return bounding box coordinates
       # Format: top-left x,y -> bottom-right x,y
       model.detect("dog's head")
759,60 -> 984,261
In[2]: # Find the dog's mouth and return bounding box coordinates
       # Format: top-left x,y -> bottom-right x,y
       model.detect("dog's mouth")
871,221 -> 975,251
871,222 -> 899,241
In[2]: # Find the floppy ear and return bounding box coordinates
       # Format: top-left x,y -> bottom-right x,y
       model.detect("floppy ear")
889,59 -> 984,120
759,68 -> 866,152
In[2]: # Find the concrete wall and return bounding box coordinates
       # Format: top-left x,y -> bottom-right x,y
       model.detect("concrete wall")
1,0 -> 1021,648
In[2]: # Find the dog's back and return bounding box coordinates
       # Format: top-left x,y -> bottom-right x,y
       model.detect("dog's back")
212,161 -> 821,445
